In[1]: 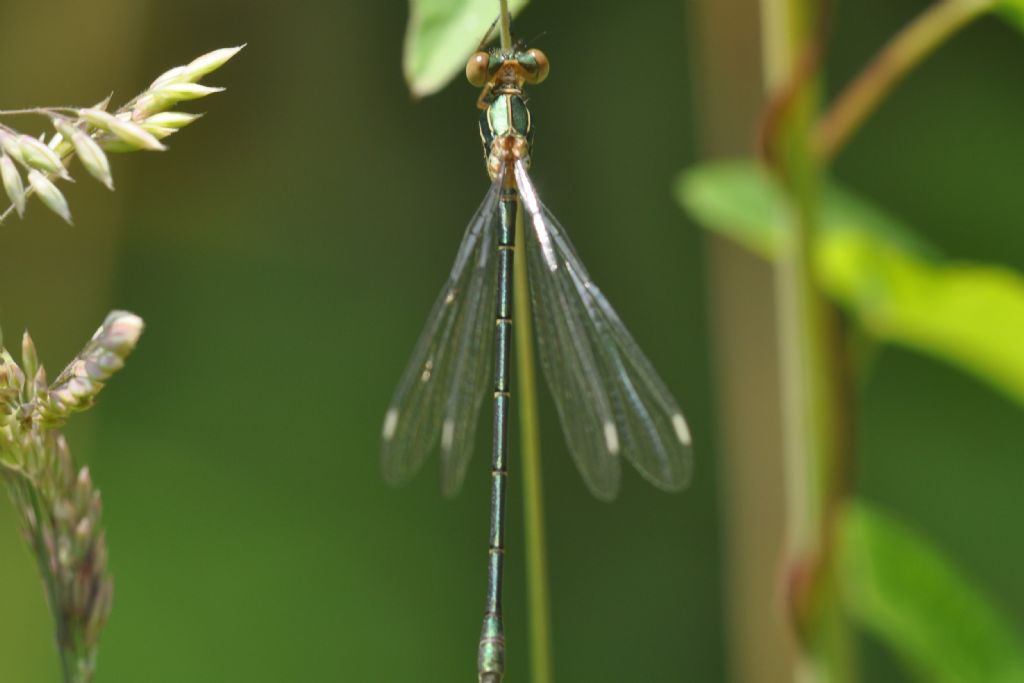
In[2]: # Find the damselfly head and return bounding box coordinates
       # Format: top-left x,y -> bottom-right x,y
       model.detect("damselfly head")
465,48 -> 550,89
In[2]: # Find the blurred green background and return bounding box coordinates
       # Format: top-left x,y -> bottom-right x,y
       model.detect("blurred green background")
0,1 -> 1021,681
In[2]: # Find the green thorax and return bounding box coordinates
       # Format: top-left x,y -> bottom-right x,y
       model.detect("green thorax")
479,94 -> 533,158
487,94 -> 531,138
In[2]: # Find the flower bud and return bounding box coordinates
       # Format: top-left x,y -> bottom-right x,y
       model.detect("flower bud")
97,311 -> 144,353
134,83 -> 224,118
139,124 -> 177,140
154,82 -> 225,101
39,311 -> 144,424
21,332 -> 38,388
0,154 -> 26,217
27,170 -> 72,224
54,118 -> 112,188
18,135 -> 69,179
182,45 -> 245,82
73,131 -> 113,190
78,109 -> 165,152
0,130 -> 24,163
144,111 -> 202,129
148,65 -> 187,91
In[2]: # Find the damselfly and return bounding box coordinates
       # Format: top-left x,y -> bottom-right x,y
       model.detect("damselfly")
382,38 -> 693,683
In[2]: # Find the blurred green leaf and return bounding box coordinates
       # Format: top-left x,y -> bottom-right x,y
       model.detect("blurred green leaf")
995,0 -> 1024,34
676,161 -> 935,259
404,0 -> 529,98
839,501 -> 1024,683
677,160 -> 1024,408
674,161 -> 780,257
820,230 -> 1024,407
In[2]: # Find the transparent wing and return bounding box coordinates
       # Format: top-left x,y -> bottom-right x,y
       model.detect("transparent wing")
515,161 -> 694,500
381,177 -> 501,496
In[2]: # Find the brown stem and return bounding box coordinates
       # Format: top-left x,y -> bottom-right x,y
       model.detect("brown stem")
815,0 -> 990,161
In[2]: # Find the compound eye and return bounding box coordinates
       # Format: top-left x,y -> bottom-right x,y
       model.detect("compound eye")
523,48 -> 550,84
466,51 -> 490,87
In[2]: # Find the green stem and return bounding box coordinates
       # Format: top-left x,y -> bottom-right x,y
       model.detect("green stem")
0,106 -> 80,118
500,3 -> 551,677
514,207 -> 554,683
760,0 -> 854,680
815,0 -> 991,161
499,0 -> 513,51
22,483 -> 75,683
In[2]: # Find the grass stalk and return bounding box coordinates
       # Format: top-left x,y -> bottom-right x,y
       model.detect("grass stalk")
514,193 -> 555,682
499,2 -> 553,679
499,0 -> 513,50
25,484 -> 73,683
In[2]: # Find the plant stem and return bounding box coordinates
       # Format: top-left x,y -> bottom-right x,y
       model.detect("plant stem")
22,482 -> 75,683
815,0 -> 991,161
0,106 -> 80,118
760,0 -> 854,680
499,0 -> 513,51
514,202 -> 555,683
498,4 -> 552,680
688,0 -> 796,677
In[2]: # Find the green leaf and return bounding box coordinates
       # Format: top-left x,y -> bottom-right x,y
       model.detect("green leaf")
838,501 -> 1024,683
404,0 -> 529,98
674,161 -> 781,258
819,230 -> 1024,406
995,0 -> 1024,34
677,160 -> 1024,408
676,161 -> 935,260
